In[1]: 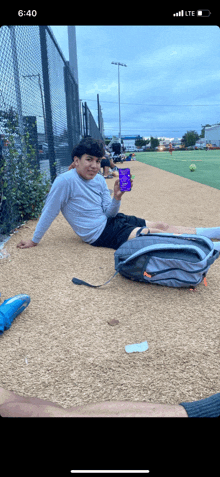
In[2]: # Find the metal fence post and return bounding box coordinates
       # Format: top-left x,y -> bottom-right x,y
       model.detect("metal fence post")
64,64 -> 74,161
8,26 -> 25,145
97,94 -> 101,133
39,26 -> 56,183
84,102 -> 88,137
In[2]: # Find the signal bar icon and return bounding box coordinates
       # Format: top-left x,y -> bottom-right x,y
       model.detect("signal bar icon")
173,10 -> 184,16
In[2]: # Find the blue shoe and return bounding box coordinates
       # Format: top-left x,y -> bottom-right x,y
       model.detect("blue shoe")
0,294 -> 31,335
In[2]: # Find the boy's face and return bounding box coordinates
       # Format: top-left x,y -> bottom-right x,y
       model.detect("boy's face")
74,154 -> 101,180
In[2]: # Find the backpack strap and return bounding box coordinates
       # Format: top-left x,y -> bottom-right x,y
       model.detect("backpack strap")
72,270 -> 119,288
206,248 -> 219,266
136,226 -> 150,237
116,243 -> 207,269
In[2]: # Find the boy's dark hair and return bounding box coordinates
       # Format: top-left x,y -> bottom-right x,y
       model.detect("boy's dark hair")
71,137 -> 105,161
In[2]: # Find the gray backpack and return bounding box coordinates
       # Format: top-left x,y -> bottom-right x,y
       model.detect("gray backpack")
72,228 -> 219,289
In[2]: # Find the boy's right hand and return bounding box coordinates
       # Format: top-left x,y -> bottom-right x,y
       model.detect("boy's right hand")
68,162 -> 75,170
17,240 -> 38,249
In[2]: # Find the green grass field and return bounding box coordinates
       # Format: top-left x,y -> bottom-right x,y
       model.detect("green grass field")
134,150 -> 220,190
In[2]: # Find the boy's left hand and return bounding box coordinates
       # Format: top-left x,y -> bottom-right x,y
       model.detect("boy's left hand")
113,178 -> 134,201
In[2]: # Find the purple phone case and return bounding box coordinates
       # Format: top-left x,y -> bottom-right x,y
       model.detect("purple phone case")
119,168 -> 131,191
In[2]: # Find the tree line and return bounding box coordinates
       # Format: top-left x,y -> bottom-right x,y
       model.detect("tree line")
133,124 -> 219,149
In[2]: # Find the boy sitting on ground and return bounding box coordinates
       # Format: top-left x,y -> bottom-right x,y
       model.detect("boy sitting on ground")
17,137 -> 220,250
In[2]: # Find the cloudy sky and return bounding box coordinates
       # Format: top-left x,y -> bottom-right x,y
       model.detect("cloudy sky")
50,25 -> 220,139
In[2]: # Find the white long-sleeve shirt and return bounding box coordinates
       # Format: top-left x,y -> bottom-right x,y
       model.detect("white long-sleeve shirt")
32,169 -> 121,244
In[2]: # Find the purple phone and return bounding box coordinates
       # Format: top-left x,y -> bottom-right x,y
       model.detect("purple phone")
119,168 -> 131,191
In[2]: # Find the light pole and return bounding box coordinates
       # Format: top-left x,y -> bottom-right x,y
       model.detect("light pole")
111,62 -> 127,145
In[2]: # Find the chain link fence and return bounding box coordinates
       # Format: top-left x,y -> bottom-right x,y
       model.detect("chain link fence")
81,101 -> 104,140
0,25 -> 93,238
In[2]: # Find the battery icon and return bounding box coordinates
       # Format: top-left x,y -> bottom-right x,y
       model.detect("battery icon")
197,10 -> 211,17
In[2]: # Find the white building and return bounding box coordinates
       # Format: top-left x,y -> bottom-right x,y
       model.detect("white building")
205,124 -> 220,146
159,137 -> 182,146
106,136 -> 138,151
122,136 -> 137,149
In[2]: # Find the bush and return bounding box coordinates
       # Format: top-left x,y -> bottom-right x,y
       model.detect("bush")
0,119 -> 52,235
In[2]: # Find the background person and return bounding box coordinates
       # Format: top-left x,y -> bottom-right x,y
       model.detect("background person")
100,156 -> 118,178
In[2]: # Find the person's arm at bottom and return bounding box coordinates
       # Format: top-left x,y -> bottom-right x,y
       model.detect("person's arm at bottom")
0,387 -> 70,417
2,386 -> 219,417
0,387 -> 187,417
